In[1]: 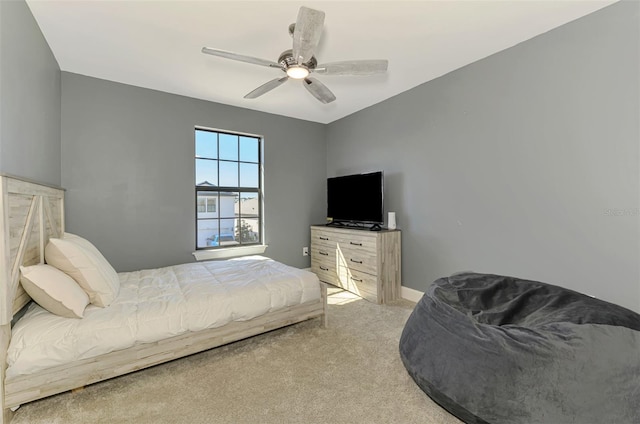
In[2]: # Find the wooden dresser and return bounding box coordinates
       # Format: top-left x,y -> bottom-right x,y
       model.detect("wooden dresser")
310,225 -> 401,304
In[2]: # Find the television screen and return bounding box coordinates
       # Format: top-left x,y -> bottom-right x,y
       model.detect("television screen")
327,171 -> 384,225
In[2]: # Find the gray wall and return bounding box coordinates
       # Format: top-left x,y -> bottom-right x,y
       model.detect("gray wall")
61,73 -> 326,272
0,0 -> 61,186
6,0 -> 638,312
326,1 -> 640,312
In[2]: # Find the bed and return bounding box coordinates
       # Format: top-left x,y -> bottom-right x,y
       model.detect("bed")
0,174 -> 327,423
399,272 -> 640,424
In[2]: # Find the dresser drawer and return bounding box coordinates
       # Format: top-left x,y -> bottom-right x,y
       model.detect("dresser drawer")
313,242 -> 378,276
311,227 -> 377,252
310,235 -> 335,251
311,259 -> 338,286
311,244 -> 334,262
336,267 -> 378,303
311,228 -> 337,245
333,234 -> 377,255
335,247 -> 378,275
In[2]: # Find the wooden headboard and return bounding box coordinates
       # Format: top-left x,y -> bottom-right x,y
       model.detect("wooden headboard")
0,175 -> 65,326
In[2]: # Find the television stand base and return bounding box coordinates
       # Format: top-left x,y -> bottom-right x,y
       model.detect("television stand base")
326,222 -> 383,231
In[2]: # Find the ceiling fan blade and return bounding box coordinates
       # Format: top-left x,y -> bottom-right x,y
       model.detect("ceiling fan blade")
303,77 -> 336,104
244,76 -> 289,99
292,7 -> 325,64
202,47 -> 281,69
315,60 -> 389,76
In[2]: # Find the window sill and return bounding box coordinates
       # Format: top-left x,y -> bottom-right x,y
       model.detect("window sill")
192,245 -> 268,261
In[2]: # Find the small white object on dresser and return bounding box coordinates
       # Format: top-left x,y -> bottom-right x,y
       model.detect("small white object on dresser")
310,225 -> 401,304
388,212 -> 397,230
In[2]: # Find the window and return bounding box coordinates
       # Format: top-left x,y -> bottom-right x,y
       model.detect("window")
195,128 -> 262,250
197,196 -> 216,213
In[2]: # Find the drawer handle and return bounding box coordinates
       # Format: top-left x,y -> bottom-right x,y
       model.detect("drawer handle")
350,259 -> 363,264
319,251 -> 329,256
320,266 -> 329,271
319,236 -> 329,241
351,277 -> 363,282
349,241 -> 362,246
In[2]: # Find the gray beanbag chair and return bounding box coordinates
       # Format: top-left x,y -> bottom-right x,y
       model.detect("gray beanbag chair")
399,273 -> 640,424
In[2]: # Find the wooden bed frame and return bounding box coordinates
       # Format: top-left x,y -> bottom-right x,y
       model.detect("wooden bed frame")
0,174 -> 327,423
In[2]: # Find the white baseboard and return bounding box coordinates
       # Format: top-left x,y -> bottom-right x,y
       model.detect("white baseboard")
401,286 -> 424,303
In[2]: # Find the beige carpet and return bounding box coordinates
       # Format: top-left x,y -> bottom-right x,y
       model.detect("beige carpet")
11,288 -> 463,424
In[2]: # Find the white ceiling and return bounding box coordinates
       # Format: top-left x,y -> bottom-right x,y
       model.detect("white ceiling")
26,0 -> 616,124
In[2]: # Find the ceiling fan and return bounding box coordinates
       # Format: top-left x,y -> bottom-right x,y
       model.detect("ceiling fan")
202,6 -> 388,104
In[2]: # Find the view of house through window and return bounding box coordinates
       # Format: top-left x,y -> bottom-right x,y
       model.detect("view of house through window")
195,128 -> 262,249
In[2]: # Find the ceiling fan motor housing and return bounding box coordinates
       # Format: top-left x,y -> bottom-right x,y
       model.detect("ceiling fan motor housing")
278,49 -> 317,73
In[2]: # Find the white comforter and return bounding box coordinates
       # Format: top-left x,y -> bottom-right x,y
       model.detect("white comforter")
7,256 -> 321,378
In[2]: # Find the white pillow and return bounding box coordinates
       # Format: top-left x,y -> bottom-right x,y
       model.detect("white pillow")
20,264 -> 89,318
45,233 -> 120,307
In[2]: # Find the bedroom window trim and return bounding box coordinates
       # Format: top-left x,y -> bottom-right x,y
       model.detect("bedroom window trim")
193,127 -> 266,260
192,244 -> 268,261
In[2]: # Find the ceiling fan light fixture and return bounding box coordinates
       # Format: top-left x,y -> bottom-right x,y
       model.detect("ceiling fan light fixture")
286,65 -> 310,79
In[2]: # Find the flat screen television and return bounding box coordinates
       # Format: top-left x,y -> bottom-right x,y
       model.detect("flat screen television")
327,171 -> 384,228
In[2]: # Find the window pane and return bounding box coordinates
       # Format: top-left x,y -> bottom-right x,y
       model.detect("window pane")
237,192 -> 260,244
219,192 -> 239,218
240,137 -> 259,163
196,159 -> 218,186
219,161 -> 238,187
239,163 -> 259,188
197,193 -> 218,218
219,218 -> 237,246
219,133 -> 238,161
195,130 -> 217,159
237,192 -> 259,217
197,219 -> 219,249
237,218 -> 260,244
